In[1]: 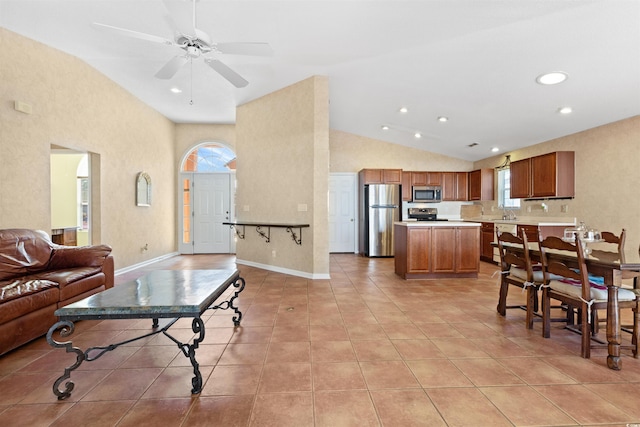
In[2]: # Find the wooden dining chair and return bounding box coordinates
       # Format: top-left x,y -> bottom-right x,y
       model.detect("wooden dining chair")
496,231 -> 542,329
538,235 -> 638,359
592,229 -> 625,334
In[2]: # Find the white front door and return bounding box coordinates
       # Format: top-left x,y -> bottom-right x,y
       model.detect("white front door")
329,173 -> 357,253
192,173 -> 233,253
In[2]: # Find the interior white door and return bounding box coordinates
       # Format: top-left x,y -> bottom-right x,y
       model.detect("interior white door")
193,174 -> 231,253
329,173 -> 357,253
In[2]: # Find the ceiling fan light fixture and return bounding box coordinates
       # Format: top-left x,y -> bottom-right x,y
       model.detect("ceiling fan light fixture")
536,71 -> 568,85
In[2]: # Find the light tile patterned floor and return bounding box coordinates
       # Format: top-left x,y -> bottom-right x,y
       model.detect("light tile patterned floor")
1,254 -> 639,426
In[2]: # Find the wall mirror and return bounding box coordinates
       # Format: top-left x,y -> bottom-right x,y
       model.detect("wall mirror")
136,172 -> 151,206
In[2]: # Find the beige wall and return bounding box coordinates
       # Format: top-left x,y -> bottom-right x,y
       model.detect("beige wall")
0,29 -> 176,269
235,76 -> 330,278
473,115 -> 640,247
330,130 -> 473,172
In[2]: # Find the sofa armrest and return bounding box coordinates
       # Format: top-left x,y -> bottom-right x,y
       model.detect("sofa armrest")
48,245 -> 112,270
103,255 -> 114,289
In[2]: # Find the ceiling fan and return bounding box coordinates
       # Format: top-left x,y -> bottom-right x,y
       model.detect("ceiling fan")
93,0 -> 272,88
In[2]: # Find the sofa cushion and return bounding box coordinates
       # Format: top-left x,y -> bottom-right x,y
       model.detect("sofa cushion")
0,229 -> 53,281
0,280 -> 59,324
37,267 -> 103,288
48,245 -> 112,270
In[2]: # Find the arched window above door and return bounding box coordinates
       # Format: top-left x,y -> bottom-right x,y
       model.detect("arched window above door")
182,143 -> 236,172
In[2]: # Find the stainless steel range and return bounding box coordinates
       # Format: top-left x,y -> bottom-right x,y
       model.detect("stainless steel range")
407,207 -> 448,221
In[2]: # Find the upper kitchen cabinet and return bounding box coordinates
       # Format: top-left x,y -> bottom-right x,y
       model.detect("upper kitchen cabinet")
468,169 -> 494,201
426,172 -> 442,186
410,172 -> 427,186
359,168 -> 403,185
442,172 -> 468,201
510,152 -> 575,199
510,158 -> 531,199
401,172 -> 411,201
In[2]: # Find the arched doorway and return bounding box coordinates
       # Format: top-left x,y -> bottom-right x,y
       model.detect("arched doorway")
179,142 -> 236,254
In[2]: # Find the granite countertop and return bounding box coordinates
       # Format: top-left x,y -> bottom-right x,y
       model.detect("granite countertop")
462,216 -> 576,226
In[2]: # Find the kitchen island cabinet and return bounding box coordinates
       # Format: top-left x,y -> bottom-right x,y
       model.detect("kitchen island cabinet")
394,222 -> 480,279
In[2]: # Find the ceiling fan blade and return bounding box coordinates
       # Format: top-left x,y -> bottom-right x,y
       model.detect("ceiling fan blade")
162,0 -> 196,38
216,42 -> 274,56
155,56 -> 189,79
205,59 -> 249,88
92,22 -> 174,46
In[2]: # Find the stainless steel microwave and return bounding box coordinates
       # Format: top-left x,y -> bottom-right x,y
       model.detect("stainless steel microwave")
412,185 -> 442,203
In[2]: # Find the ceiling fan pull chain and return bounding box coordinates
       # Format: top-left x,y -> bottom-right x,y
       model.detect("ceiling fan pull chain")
190,58 -> 194,105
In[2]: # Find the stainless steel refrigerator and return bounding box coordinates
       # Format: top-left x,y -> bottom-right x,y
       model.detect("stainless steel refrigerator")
363,184 -> 401,257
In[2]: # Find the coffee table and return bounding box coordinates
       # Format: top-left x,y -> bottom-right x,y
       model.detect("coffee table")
46,269 -> 244,400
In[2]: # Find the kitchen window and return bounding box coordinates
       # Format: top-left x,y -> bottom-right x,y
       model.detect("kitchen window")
497,168 -> 520,209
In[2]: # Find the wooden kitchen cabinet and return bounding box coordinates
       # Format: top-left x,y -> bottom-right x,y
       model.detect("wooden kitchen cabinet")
442,172 -> 468,201
383,169 -> 403,184
431,227 -> 456,273
468,169 -> 494,201
405,227 -> 431,273
395,224 -> 480,279
510,158 -> 531,199
480,222 -> 495,263
531,152 -> 574,198
509,151 -> 575,199
457,226 -> 481,273
359,168 -> 403,185
517,224 -> 539,242
426,172 -> 442,186
410,172 -> 427,186
401,172 -> 412,201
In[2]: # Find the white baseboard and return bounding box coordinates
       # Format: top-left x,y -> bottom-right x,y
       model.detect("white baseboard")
114,252 -> 180,276
234,258 -> 331,280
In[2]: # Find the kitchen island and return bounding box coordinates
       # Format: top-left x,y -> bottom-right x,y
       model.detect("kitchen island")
394,221 -> 481,279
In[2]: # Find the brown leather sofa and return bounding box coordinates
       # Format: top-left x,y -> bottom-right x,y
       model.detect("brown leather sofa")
0,229 -> 114,355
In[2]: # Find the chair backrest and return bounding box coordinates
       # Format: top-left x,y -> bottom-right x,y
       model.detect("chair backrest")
538,235 -> 590,300
601,229 -> 626,252
497,230 -> 533,281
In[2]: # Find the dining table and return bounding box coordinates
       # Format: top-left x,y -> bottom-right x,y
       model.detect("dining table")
495,239 -> 640,370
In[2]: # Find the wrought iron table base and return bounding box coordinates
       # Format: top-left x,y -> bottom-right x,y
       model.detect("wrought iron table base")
46,275 -> 245,400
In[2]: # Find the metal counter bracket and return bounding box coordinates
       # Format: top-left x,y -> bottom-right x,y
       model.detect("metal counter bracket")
223,222 -> 310,245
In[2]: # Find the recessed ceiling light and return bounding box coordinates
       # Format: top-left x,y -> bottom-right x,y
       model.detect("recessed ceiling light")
558,107 -> 573,114
437,116 -> 448,122
414,132 -> 422,138
381,125 -> 390,130
491,147 -> 500,152
399,107 -> 408,113
170,87 -> 182,93
536,71 -> 569,85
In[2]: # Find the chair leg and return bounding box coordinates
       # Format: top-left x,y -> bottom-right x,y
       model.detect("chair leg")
542,288 -> 551,338
497,280 -> 508,316
633,305 -> 639,358
580,303 -> 591,359
526,287 -> 536,329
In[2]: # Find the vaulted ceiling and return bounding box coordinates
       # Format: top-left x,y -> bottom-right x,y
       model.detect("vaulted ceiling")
2,0 -> 639,161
